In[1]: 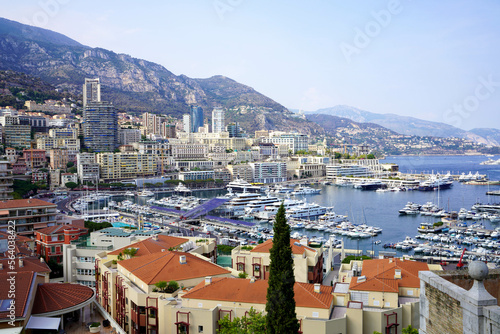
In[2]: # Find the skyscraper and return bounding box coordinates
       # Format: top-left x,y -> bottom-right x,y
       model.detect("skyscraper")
83,78 -> 101,107
212,108 -> 224,133
83,101 -> 118,152
183,114 -> 191,133
190,106 -> 203,133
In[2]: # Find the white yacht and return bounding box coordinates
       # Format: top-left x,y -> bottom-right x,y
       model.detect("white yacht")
272,184 -> 294,194
254,199 -> 304,220
285,202 -> 328,219
223,192 -> 262,216
291,186 -> 321,195
137,190 -> 154,197
124,191 -> 135,197
318,210 -> 349,223
226,178 -> 263,193
174,183 -> 192,194
244,194 -> 281,215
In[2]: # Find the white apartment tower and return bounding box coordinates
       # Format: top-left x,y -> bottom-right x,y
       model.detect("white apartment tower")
83,78 -> 101,107
183,114 -> 191,133
212,108 -> 225,133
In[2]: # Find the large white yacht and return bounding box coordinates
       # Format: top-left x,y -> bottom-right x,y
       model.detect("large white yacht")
291,186 -> 321,195
174,183 -> 192,194
222,191 -> 262,216
254,199 -> 304,220
226,178 -> 263,193
137,190 -> 154,197
244,194 -> 281,215
285,202 -> 328,219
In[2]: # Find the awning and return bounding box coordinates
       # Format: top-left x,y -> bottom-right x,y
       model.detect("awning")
26,316 -> 61,330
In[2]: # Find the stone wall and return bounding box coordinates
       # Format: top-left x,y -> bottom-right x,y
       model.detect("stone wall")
424,284 -> 463,334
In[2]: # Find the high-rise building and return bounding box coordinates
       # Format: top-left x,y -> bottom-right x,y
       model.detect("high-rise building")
161,123 -> 176,138
142,112 -> 164,136
83,101 -> 118,152
212,108 -> 224,133
226,122 -> 241,138
190,106 -> 203,133
83,78 -> 101,107
183,114 -> 191,133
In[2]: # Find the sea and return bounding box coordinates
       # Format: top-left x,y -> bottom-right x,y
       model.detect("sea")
101,155 -> 500,256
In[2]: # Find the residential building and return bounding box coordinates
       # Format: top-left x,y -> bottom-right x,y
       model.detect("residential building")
49,168 -> 62,189
0,199 -> 58,236
31,170 -> 48,184
36,128 -> 80,158
171,143 -> 208,160
174,160 -> 214,172
231,238 -> 323,283
83,101 -> 118,152
49,149 -> 69,170
212,108 -> 224,133
262,132 -> 309,153
83,78 -> 101,107
190,106 -> 204,133
11,157 -> 27,175
97,152 -> 156,181
61,173 -> 78,186
161,123 -> 176,138
3,124 -> 31,148
254,129 -> 269,138
183,114 -> 191,133
23,149 -> 46,170
251,142 -> 279,160
77,152 -> 100,183
226,164 -> 254,183
143,112 -> 164,136
214,168 -> 232,184
18,115 -> 49,132
249,162 -> 287,183
24,100 -> 72,114
0,161 -> 13,200
179,170 -> 215,181
35,224 -> 87,263
4,147 -> 17,163
226,122 -> 241,138
119,128 -> 141,145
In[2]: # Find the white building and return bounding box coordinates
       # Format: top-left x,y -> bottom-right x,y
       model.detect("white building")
119,128 -> 141,145
83,78 -> 101,107
77,153 -> 100,183
212,108 -> 225,133
183,114 -> 191,133
261,133 -> 309,153
179,170 -> 215,181
249,162 -> 287,183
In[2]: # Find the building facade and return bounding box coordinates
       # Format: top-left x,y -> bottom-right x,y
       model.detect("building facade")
0,199 -> 58,236
211,108 -> 224,133
0,161 -> 13,200
97,152 -> 156,181
83,101 -> 118,152
83,78 -> 101,107
190,106 -> 204,133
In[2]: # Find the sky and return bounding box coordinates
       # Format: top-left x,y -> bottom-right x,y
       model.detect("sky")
1,0 -> 500,130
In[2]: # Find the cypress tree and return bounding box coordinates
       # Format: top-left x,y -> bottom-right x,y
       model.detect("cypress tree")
265,203 -> 299,333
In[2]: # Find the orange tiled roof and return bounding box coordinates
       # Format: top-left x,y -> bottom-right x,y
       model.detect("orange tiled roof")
36,224 -> 87,235
31,283 -> 94,314
0,231 -> 32,243
118,251 -> 230,285
109,235 -> 188,257
0,272 -> 36,320
0,257 -> 51,274
250,239 -> 315,254
0,199 -> 55,209
349,258 -> 430,292
183,277 -> 333,309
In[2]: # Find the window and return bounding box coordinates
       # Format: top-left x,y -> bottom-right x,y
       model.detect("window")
198,325 -> 204,333
51,246 -> 55,253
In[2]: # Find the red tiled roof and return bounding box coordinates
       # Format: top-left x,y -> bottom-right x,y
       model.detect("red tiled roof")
250,239 -> 315,254
31,283 -> 94,314
349,258 -> 430,292
0,199 -> 55,209
109,235 -> 188,257
0,257 -> 51,274
183,277 -> 333,309
119,251 -> 230,285
0,231 -> 32,243
36,224 -> 87,235
0,272 -> 36,320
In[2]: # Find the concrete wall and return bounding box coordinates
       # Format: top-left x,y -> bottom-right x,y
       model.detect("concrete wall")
420,270 -> 500,334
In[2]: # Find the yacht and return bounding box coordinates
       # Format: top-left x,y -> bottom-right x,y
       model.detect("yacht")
254,199 -> 304,220
222,192 -> 262,216
137,190 -> 154,197
226,178 -> 263,193
272,184 -> 294,194
174,183 -> 192,194
480,158 -> 500,165
360,180 -> 386,191
318,210 -> 349,223
244,194 -> 281,215
418,175 -> 453,191
285,202 -> 328,219
291,186 -> 321,195
124,191 -> 135,197
335,179 -> 353,187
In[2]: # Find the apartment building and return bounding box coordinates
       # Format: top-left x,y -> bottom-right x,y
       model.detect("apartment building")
231,238 -> 323,283
249,162 -> 287,183
261,133 -> 309,153
171,144 -> 208,160
49,148 -> 69,170
22,149 -> 47,170
3,124 -> 31,148
179,170 -> 215,181
119,128 -> 141,145
77,152 -> 100,183
97,152 -> 156,181
0,199 -> 57,236
0,161 -> 13,200
35,224 -> 87,263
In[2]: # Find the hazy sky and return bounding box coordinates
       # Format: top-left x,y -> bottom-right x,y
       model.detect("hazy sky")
2,0 -> 500,130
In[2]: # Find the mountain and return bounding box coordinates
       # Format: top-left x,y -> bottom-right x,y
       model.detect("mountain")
0,17 -> 317,134
469,128 -> 500,146
305,105 -> 496,146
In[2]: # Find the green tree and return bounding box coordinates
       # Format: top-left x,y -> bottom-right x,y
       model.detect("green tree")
265,203 -> 299,333
154,280 -> 168,292
367,153 -> 376,159
218,307 -> 266,334
402,325 -> 419,334
65,182 -> 78,190
66,161 -> 74,168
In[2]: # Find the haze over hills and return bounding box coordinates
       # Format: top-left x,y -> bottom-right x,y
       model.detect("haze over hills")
303,105 -> 500,146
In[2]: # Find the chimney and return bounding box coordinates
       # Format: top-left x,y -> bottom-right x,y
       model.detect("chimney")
161,249 -> 166,252
205,276 -> 212,285
250,277 -> 255,283
19,259 -> 24,268
314,283 -> 321,294
179,255 -> 187,264
153,234 -> 158,241
389,258 -> 393,263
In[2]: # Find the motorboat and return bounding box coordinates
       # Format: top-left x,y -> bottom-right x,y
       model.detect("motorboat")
137,190 -> 154,197
226,178 -> 263,193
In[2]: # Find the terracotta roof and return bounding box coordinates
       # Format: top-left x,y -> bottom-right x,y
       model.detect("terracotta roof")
0,272 -> 36,320
183,277 -> 333,309
0,199 -> 55,209
0,257 -> 51,274
119,251 -> 230,285
250,239 -> 315,254
109,235 -> 188,257
349,258 -> 430,292
36,224 -> 87,235
31,283 -> 94,314
0,231 -> 32,243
